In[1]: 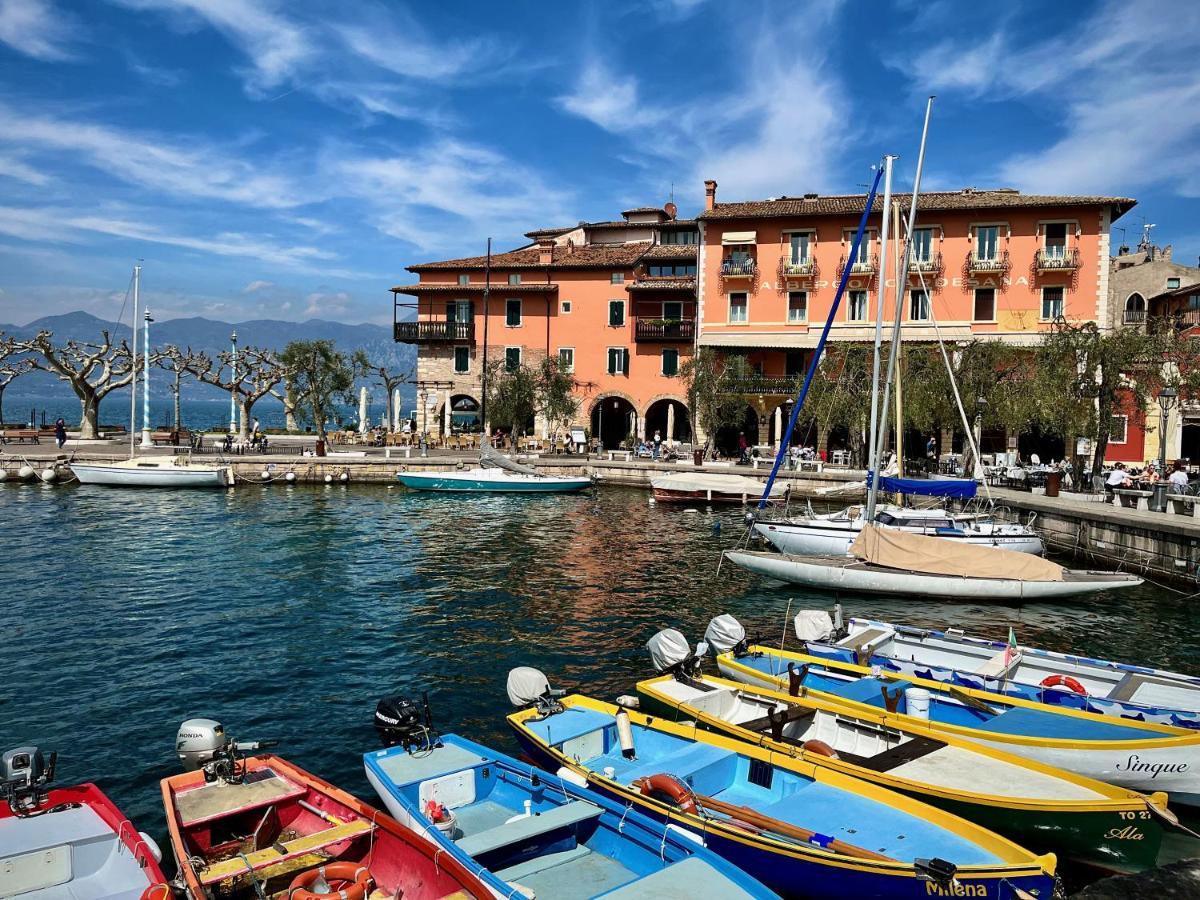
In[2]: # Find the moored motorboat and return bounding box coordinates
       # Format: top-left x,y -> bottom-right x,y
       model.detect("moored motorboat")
0,746 -> 170,899
72,456 -> 233,488
161,718 -> 486,899
506,677 -> 1057,900
363,692 -> 777,899
651,472 -> 788,505
396,467 -> 592,493
635,623 -> 1169,874
804,614 -> 1200,729
715,639 -> 1200,804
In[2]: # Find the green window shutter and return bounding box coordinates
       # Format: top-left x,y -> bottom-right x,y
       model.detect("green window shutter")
622,349 -> 630,375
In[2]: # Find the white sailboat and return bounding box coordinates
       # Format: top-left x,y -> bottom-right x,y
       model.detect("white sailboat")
71,265 -> 233,489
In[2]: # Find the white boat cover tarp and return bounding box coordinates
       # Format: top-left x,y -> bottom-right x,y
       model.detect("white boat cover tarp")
793,610 -> 834,642
507,667 -> 551,706
850,525 -> 1064,582
651,473 -> 787,496
480,440 -> 543,478
647,629 -> 692,672
704,615 -> 746,654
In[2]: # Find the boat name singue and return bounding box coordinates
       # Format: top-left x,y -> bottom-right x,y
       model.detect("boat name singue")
1116,754 -> 1189,778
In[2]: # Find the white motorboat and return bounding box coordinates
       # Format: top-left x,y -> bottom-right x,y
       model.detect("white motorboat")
755,503 -> 1045,556
726,525 -> 1142,600
652,472 -> 788,504
396,466 -> 592,493
71,456 -> 233,488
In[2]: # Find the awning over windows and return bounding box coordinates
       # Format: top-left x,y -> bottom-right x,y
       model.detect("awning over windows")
721,231 -> 757,245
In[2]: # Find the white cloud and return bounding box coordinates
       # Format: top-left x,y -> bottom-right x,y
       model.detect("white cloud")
0,0 -> 78,61
0,101 -> 303,208
0,153 -> 50,186
556,60 -> 663,134
126,56 -> 184,86
242,279 -> 273,293
302,289 -> 350,318
903,0 -> 1200,198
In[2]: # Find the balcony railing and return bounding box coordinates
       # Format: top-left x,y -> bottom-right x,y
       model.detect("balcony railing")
837,254 -> 878,279
782,259 -> 814,276
721,258 -> 757,277
394,320 -> 475,343
1176,310 -> 1200,329
908,252 -> 943,275
721,376 -> 798,396
1123,308 -> 1147,325
1036,246 -> 1080,271
967,250 -> 1010,273
634,318 -> 695,342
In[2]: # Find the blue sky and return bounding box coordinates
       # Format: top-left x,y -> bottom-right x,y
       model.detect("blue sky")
0,0 -> 1197,327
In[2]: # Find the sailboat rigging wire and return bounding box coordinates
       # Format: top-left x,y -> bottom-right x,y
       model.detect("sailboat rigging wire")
755,165 -> 884,510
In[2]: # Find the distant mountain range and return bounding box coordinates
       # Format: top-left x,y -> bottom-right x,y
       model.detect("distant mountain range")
1,311 -> 415,407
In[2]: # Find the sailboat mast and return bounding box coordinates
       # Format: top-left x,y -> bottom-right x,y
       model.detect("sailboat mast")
129,264 -> 140,457
865,156 -> 896,485
867,96 -> 934,519
140,310 -> 153,448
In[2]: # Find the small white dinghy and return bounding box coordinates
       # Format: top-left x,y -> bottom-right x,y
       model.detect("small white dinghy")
71,456 -> 233,488
728,525 -> 1142,600
652,472 -> 788,504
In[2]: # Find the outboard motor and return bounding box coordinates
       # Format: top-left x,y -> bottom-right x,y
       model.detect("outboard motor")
507,667 -> 565,720
704,615 -> 749,657
646,629 -> 702,680
2,746 -> 56,814
375,693 -> 436,752
176,719 -> 276,784
794,610 -> 836,643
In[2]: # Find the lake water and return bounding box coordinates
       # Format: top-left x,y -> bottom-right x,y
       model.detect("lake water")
4,482 -> 1198,887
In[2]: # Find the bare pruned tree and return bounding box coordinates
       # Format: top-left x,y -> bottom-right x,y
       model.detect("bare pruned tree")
14,330 -> 153,439
157,345 -> 210,431
354,351 -> 413,431
188,345 -> 286,439
269,374 -> 300,433
0,334 -> 33,426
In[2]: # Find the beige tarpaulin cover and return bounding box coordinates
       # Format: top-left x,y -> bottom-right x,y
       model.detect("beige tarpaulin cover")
849,525 -> 1065,582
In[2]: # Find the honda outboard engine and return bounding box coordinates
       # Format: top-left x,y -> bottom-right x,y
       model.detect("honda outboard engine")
704,615 -> 749,657
507,667 -> 565,720
646,629 -> 701,680
176,719 -> 276,784
2,746 -> 56,813
375,694 -> 436,751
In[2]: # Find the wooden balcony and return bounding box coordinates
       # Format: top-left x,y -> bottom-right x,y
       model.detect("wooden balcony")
394,320 -> 475,343
634,318 -> 695,342
1036,247 -> 1080,272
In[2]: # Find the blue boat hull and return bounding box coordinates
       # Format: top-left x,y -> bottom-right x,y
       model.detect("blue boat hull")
396,472 -> 592,493
511,727 -> 1054,900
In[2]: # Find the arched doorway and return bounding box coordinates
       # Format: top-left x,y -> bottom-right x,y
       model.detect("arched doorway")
449,394 -> 481,433
644,398 -> 691,443
1124,292 -> 1146,326
715,406 -> 758,457
591,396 -> 637,449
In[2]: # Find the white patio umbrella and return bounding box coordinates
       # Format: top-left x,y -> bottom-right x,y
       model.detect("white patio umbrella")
358,386 -> 369,434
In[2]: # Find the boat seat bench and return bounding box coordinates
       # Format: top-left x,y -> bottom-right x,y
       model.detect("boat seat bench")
738,704 -> 816,734
199,818 -> 374,884
457,800 -> 602,857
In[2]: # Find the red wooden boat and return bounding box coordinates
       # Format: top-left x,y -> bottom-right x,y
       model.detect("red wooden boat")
1,747 -> 170,899
162,753 -> 486,900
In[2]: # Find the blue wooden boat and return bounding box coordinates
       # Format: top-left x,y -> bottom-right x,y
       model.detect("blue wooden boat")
396,468 -> 592,493
508,693 -> 1057,899
364,732 -> 777,899
803,614 -> 1200,729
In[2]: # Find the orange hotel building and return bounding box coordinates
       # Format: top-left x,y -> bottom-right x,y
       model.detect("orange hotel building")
392,183 -> 1135,452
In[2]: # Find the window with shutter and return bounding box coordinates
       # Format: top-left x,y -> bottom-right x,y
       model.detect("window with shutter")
608,300 -> 626,327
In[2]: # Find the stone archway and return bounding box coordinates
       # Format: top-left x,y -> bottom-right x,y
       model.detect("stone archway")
590,394 -> 638,449
644,396 -> 691,443
449,394 -> 481,433
715,406 -> 759,457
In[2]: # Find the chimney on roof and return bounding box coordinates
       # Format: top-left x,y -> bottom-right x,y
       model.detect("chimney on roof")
1118,244 -> 1130,256
803,192 -> 818,201
537,237 -> 555,266
704,179 -> 717,211
1164,244 -> 1173,261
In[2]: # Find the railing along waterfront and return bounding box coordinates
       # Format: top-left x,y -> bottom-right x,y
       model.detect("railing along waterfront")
634,318 -> 695,342
394,320 -> 475,343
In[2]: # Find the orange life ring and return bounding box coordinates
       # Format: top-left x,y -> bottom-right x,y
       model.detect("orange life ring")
638,773 -> 698,815
1041,674 -> 1086,695
288,863 -> 374,900
139,886 -> 172,900
802,739 -> 840,759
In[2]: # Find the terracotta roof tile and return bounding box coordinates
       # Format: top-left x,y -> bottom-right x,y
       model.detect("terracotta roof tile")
622,206 -> 668,216
408,242 -> 650,272
697,189 -> 1137,221
390,283 -> 558,294
641,244 -> 698,260
627,278 -> 696,291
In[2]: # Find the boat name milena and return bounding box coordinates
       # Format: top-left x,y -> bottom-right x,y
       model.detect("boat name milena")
923,881 -> 987,897
1115,754 -> 1189,778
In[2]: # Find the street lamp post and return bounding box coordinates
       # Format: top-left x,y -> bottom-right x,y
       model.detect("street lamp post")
229,331 -> 238,435
1158,386 -> 1178,475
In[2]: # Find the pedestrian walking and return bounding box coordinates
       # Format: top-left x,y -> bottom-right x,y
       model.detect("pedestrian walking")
54,417 -> 67,449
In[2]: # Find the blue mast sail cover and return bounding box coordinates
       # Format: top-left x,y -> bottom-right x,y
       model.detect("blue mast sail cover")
756,165 -> 884,508
869,474 -> 977,499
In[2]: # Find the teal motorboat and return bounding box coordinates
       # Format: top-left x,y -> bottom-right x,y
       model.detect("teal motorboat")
396,467 -> 592,493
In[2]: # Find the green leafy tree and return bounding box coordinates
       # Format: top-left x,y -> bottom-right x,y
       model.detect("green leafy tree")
680,348 -> 758,455
535,355 -> 579,439
483,359 -> 538,439
278,340 -> 364,443
804,345 -> 874,465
